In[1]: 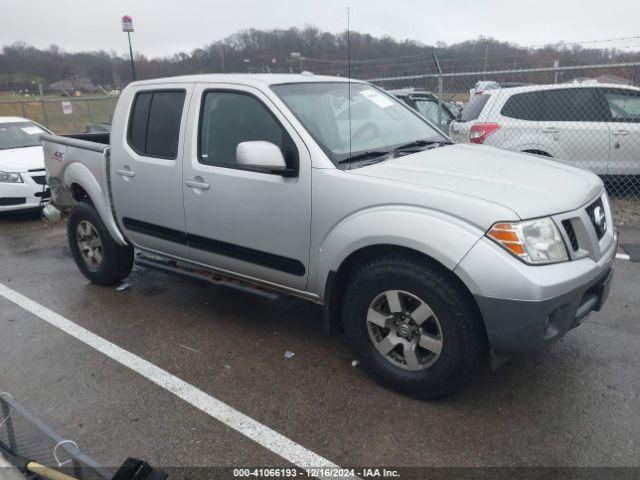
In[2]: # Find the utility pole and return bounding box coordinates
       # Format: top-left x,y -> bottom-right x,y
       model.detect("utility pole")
220,44 -> 226,73
290,52 -> 303,73
121,16 -> 137,81
483,43 -> 489,79
433,51 -> 443,130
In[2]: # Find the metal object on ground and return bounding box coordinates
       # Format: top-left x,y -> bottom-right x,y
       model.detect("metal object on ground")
0,394 -> 167,480
0,392 -> 112,480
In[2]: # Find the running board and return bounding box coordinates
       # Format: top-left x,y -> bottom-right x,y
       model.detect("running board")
135,253 -> 285,302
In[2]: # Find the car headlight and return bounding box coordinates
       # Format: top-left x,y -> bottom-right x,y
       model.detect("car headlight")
0,171 -> 23,183
487,217 -> 569,265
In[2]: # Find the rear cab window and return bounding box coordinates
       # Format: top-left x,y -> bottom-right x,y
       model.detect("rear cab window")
128,89 -> 186,159
459,94 -> 491,122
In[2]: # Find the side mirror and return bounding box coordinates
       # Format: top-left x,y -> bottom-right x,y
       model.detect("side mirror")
236,141 -> 293,176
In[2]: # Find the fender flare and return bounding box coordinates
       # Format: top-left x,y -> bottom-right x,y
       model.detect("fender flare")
309,206 -> 485,301
64,163 -> 128,246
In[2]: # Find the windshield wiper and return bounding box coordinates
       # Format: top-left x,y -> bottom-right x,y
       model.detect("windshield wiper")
337,150 -> 390,164
393,139 -> 452,151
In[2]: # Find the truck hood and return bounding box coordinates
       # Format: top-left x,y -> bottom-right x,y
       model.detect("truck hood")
351,144 -> 603,219
0,146 -> 45,173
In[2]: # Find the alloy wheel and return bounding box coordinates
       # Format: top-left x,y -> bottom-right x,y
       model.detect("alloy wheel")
366,290 -> 443,371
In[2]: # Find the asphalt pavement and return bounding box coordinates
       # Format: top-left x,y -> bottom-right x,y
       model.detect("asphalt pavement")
1,210 -> 639,478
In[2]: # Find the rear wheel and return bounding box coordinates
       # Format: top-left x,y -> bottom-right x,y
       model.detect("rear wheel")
342,255 -> 487,399
68,204 -> 134,286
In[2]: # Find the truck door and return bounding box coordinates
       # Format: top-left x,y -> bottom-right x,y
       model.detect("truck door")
182,84 -> 311,290
110,85 -> 192,259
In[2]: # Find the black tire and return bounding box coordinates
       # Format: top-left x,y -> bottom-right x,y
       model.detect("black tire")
342,255 -> 487,399
67,203 -> 134,286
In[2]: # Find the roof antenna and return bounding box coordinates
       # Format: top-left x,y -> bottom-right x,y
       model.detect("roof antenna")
347,6 -> 352,169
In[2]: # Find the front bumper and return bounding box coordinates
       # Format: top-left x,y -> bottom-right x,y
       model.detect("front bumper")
475,263 -> 613,354
455,226 -> 617,355
0,175 -> 50,213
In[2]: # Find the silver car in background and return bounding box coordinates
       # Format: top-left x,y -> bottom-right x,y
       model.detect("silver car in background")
449,83 -> 640,175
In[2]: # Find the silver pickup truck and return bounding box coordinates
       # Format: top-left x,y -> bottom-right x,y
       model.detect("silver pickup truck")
41,74 -> 617,398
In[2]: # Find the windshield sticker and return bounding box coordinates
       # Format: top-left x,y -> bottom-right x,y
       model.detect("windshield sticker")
360,89 -> 395,108
21,126 -> 44,135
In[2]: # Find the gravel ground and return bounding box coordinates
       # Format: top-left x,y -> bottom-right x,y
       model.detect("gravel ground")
610,197 -> 640,228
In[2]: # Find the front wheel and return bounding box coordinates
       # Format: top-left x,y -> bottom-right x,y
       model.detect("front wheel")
342,256 -> 487,399
67,204 -> 134,286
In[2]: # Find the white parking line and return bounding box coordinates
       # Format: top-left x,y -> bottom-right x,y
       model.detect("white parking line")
0,282 -> 354,480
616,253 -> 631,261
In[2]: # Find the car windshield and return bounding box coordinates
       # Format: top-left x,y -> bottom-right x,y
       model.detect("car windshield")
0,121 -> 46,150
271,82 -> 447,166
413,99 -> 454,125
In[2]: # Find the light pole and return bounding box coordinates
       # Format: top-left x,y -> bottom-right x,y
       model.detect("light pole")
121,15 -> 136,81
290,52 -> 303,72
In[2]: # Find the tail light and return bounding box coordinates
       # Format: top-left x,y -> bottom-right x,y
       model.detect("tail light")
470,123 -> 501,144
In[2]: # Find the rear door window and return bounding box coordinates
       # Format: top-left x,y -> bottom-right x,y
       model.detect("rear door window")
459,94 -> 490,122
541,88 -> 609,122
128,90 -> 186,159
128,92 -> 152,153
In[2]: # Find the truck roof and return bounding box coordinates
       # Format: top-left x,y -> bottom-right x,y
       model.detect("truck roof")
127,73 -> 365,88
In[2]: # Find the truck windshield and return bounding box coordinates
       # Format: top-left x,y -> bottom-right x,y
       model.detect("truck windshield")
0,122 -> 46,150
271,82 -> 447,166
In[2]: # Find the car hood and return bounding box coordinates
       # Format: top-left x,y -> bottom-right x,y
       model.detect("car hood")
0,146 -> 45,172
351,144 -> 603,219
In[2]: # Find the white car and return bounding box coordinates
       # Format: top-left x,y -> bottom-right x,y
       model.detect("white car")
0,117 -> 51,212
468,80 -> 500,100
449,83 -> 640,175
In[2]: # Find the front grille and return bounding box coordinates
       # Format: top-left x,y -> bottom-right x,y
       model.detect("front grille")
562,220 -> 579,251
586,197 -> 607,240
0,197 -> 27,206
31,175 -> 47,185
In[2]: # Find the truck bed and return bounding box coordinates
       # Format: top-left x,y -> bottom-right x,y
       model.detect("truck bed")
41,132 -> 127,245
41,133 -> 110,206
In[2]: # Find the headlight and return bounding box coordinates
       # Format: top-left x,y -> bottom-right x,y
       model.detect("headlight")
487,217 -> 569,265
0,171 -> 23,183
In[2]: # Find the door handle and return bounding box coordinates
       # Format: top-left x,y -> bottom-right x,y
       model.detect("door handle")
185,180 -> 210,190
541,127 -> 560,134
612,129 -> 630,136
115,168 -> 135,178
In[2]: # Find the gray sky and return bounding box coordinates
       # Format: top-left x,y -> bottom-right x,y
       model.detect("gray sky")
3,0 -> 640,58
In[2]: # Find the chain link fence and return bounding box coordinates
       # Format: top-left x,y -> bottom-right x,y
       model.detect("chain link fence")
0,96 -> 117,135
361,62 -> 640,198
2,64 -> 639,200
